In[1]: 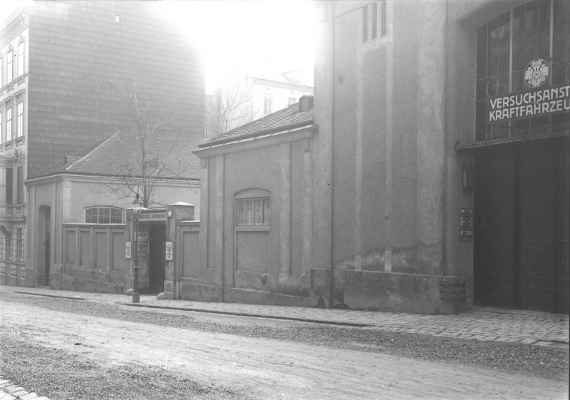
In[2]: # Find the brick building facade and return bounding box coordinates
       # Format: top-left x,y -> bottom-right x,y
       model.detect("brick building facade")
0,2 -> 204,289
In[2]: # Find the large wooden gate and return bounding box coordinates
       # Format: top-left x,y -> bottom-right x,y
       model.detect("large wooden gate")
474,138 -> 569,313
62,224 -> 129,292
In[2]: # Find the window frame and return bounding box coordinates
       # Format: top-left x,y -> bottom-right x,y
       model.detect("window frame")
16,101 -> 23,138
5,106 -> 12,142
234,189 -> 271,230
475,0 -> 569,141
84,206 -> 125,225
16,40 -> 24,77
6,49 -> 13,82
15,226 -> 23,261
362,1 -> 388,44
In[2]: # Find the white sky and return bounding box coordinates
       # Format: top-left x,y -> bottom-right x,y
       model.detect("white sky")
150,0 -> 318,92
1,0 -> 319,93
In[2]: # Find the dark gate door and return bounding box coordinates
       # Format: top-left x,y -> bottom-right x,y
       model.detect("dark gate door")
519,141 -> 557,311
474,146 -> 516,307
38,206 -> 51,286
474,140 -> 567,313
148,223 -> 166,293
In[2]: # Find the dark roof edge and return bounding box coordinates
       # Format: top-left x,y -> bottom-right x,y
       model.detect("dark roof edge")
199,120 -> 313,149
26,171 -> 200,184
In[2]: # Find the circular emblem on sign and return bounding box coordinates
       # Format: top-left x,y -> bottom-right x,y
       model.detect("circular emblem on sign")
524,58 -> 549,88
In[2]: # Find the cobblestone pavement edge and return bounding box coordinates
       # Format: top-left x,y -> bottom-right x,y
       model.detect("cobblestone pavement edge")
0,378 -> 49,400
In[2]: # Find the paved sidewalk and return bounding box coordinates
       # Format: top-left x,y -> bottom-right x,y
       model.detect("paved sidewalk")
0,377 -> 48,400
4,286 -> 569,348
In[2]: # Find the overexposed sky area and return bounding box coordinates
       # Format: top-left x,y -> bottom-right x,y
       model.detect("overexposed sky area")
1,0 -> 319,93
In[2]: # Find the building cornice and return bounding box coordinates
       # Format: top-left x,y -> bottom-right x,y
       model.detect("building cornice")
26,172 -> 200,187
194,124 -> 315,159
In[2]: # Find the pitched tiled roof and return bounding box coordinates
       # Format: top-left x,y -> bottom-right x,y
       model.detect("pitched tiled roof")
65,129 -> 200,179
201,102 -> 313,148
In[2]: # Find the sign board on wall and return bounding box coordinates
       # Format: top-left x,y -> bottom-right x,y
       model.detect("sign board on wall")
459,208 -> 473,241
488,59 -> 570,123
165,241 -> 173,261
125,241 -> 132,259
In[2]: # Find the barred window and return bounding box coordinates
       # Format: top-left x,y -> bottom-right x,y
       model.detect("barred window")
85,206 -> 124,224
235,189 -> 270,226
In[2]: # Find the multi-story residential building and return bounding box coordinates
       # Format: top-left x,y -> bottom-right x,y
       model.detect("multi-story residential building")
195,0 -> 568,314
206,71 -> 313,137
0,2 -> 204,291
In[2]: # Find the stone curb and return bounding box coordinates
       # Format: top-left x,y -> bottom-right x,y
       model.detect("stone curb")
120,302 -> 373,327
0,377 -> 49,400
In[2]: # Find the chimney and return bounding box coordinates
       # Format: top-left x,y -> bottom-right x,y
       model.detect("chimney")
298,95 -> 314,112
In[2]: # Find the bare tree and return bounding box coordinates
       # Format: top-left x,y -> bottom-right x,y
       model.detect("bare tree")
206,79 -> 253,138
99,81 -> 195,208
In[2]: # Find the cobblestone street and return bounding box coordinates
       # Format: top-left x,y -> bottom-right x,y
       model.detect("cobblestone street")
0,287 -> 568,399
9,286 -> 569,347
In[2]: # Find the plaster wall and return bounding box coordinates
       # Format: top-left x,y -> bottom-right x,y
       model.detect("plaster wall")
64,178 -> 199,223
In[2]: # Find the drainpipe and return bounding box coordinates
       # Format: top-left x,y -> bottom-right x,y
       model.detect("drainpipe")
328,2 -> 336,309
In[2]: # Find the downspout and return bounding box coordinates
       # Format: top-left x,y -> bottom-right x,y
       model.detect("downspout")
440,0 -> 449,275
328,2 -> 336,308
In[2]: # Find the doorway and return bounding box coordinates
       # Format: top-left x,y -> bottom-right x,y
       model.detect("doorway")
38,205 -> 51,286
474,138 -> 569,313
147,223 -> 166,293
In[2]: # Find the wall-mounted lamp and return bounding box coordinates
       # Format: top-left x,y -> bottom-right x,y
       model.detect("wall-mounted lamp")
462,159 -> 474,193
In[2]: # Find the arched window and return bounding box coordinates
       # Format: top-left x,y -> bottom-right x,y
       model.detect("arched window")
234,189 -> 270,226
84,206 -> 124,224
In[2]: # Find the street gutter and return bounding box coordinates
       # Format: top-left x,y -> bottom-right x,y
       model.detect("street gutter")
120,302 -> 373,328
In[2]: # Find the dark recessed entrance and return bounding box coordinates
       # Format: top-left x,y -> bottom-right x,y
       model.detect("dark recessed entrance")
140,222 -> 166,294
474,138 -> 569,313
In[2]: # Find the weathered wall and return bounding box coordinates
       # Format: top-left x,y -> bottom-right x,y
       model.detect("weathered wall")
23,174 -> 199,292
311,0 -> 487,310
64,177 -> 200,223
27,2 -> 204,178
197,130 -> 315,304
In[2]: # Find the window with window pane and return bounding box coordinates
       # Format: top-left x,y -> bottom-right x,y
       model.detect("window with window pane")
236,198 -> 269,225
6,50 -> 12,82
16,102 -> 23,138
17,41 -> 24,76
85,206 -> 124,224
362,1 -> 387,43
16,166 -> 23,204
0,113 -> 3,144
0,233 -> 5,260
6,107 -> 11,141
5,232 -> 12,261
235,190 -> 270,226
476,0 -> 570,141
16,227 -> 23,260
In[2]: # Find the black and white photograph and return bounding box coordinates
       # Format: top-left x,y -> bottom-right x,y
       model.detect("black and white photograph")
0,0 -> 568,398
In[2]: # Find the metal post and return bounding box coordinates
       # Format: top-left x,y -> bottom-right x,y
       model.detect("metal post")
131,210 -> 140,303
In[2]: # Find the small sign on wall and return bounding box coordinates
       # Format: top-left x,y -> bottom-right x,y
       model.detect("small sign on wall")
165,241 -> 173,261
459,208 -> 473,241
125,241 -> 132,259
